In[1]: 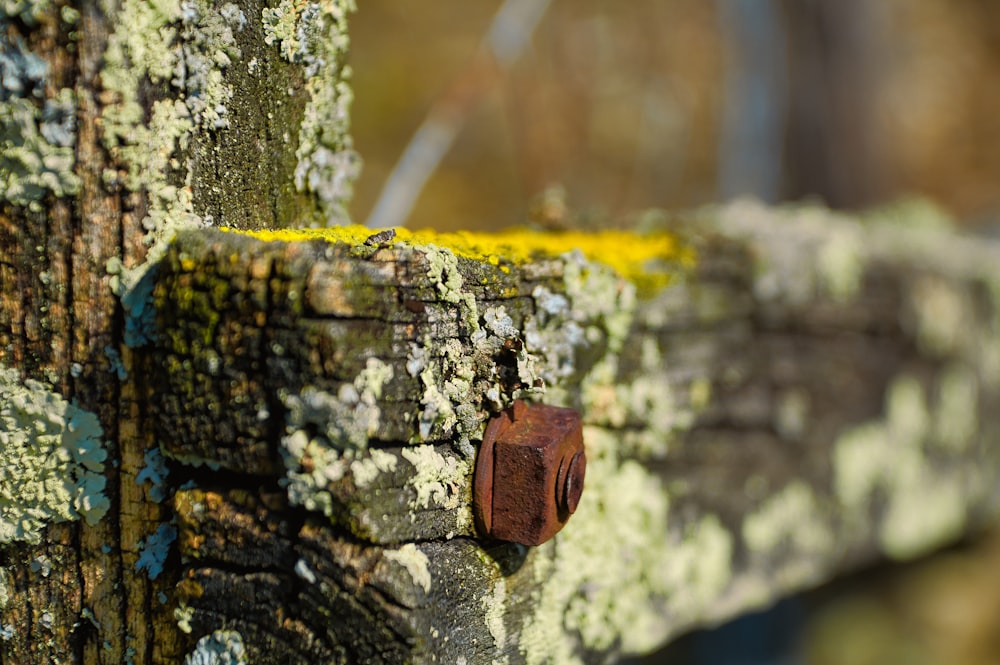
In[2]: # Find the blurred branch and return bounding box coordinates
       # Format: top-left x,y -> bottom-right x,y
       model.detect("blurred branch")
364,0 -> 553,229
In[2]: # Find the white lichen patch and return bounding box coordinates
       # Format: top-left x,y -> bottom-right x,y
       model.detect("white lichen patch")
401,445 -> 470,517
262,0 -> 358,221
523,285 -> 582,394
184,629 -> 247,665
0,566 -> 11,610
383,543 -> 431,594
100,0 -> 251,345
411,341 -> 462,441
742,482 -> 834,587
176,0 -> 247,131
408,303 -> 545,446
418,244 -> 479,331
743,482 -> 833,556
816,225 -> 865,303
833,371 -> 980,560
0,32 -> 81,210
281,358 -> 392,516
519,427 -> 733,664
350,448 -> 398,488
716,201 -> 871,307
482,573 -> 507,651
907,275 -> 977,359
294,557 -> 317,584
0,367 -> 109,544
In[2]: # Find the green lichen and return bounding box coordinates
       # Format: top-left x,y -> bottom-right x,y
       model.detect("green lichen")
382,543 -> 431,594
0,367 -> 109,544
816,225 -> 864,303
262,0 -> 358,222
932,364 -> 978,452
833,370 -> 980,560
0,32 -> 81,210
507,243 -> 724,663
184,629 -> 247,665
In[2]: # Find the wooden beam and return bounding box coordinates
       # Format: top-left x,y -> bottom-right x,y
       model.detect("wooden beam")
145,201 -> 1000,664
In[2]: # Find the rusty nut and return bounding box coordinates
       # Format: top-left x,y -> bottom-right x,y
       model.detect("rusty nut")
473,400 -> 586,546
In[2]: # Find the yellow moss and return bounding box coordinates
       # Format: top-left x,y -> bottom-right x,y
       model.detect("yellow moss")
222,225 -> 695,292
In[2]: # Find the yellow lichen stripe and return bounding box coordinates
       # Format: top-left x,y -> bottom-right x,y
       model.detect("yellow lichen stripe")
223,225 -> 695,290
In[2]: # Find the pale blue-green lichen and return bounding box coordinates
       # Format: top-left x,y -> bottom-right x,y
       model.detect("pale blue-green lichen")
382,543 -> 431,594
833,369 -> 980,560
262,0 -> 358,222
135,446 -> 170,502
419,244 -> 480,330
508,247 -> 727,663
1,0 -> 52,23
294,557 -> 317,584
135,522 -> 178,579
400,445 -> 471,518
519,427 -> 733,664
743,482 -> 833,555
0,367 -> 109,543
100,0 -> 246,337
176,1 -> 246,131
1,33 -> 81,210
280,358 -> 391,516
184,629 -> 247,665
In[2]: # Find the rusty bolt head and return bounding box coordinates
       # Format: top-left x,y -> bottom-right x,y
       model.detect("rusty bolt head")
473,400 -> 586,546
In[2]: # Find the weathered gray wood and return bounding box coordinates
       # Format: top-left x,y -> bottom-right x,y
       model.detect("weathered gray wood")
143,201 -> 1000,664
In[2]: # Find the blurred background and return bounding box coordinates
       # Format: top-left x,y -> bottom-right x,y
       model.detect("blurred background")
349,0 -> 1000,232
348,1 -> 1000,663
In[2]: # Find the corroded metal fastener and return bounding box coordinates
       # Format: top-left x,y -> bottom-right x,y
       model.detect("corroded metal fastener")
473,400 -> 586,546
